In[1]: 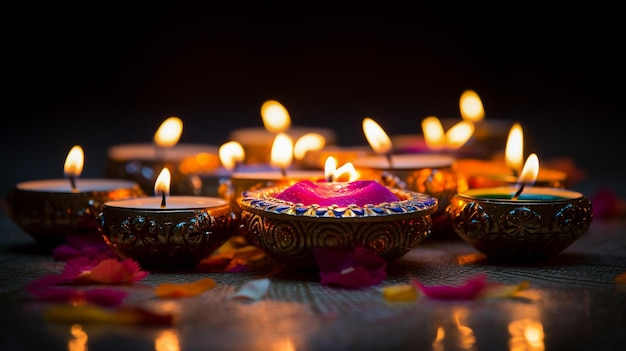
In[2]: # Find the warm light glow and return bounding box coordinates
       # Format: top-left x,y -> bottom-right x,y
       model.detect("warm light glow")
324,156 -> 358,182
505,123 -> 524,174
293,133 -> 326,160
154,116 -> 183,147
445,121 -> 475,149
362,117 -> 392,154
261,100 -> 291,133
459,89 -> 484,122
334,162 -> 358,182
64,145 -> 84,178
219,141 -> 245,172
508,319 -> 545,351
324,156 -> 338,180
518,153 -> 539,185
270,133 -> 294,169
68,324 -> 88,351
155,329 -> 180,351
154,167 -> 171,196
422,116 -> 446,150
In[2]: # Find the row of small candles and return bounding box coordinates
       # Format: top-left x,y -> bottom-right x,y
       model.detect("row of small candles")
7,91 -> 592,266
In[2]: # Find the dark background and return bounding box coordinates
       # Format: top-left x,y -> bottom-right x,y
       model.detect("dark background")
3,2 -> 623,199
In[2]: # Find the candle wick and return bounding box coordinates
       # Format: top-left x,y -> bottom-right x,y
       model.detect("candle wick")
68,176 -> 78,192
385,153 -> 393,168
280,168 -> 287,177
511,183 -> 525,200
326,174 -> 334,183
160,191 -> 166,208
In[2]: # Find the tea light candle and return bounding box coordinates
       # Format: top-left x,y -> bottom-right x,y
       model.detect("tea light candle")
453,123 -> 567,188
96,168 -> 237,268
7,145 -> 145,247
447,153 -> 592,260
228,100 -> 337,164
104,116 -> 220,195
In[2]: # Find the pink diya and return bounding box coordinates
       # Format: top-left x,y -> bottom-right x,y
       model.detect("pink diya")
238,168 -> 438,269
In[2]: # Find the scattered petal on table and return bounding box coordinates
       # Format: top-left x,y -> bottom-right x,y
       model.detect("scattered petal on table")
155,278 -> 218,298
62,257 -> 148,284
477,281 -> 531,299
230,278 -> 270,301
26,285 -> 128,307
411,274 -> 487,300
382,283 -> 419,302
315,246 -> 387,289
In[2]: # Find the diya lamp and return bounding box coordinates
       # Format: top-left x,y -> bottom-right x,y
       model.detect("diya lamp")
352,117 -> 468,233
454,123 -> 568,189
447,153 -> 593,260
7,145 -> 145,247
104,116 -> 220,195
228,99 -> 337,165
238,155 -> 438,269
96,167 -> 238,269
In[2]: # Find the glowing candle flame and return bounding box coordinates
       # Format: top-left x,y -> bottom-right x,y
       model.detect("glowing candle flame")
154,117 -> 183,147
219,141 -> 245,172
421,116 -> 446,150
64,145 -> 84,178
459,89 -> 484,123
334,162 -> 358,182
324,156 -> 338,181
505,123 -> 524,175
270,133 -> 294,172
293,133 -> 326,160
261,100 -> 291,133
422,117 -> 474,150
512,153 -> 539,200
518,153 -> 539,185
154,168 -> 171,207
445,121 -> 475,149
362,117 -> 392,154
324,156 -> 358,182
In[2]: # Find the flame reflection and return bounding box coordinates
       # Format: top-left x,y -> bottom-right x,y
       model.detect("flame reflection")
68,324 -> 88,351
155,329 -> 180,351
508,318 -> 545,351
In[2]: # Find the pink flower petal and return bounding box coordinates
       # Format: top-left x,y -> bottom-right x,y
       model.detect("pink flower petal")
411,274 -> 487,300
53,233 -> 116,261
61,256 -> 148,284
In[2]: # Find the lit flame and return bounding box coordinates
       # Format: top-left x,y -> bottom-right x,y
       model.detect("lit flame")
154,167 -> 171,196
324,156 -> 338,181
505,123 -> 524,174
154,117 -> 183,147
155,329 -> 180,351
219,141 -> 245,172
422,116 -> 446,150
261,100 -> 291,133
324,156 -> 358,182
362,117 -> 392,154
68,324 -> 88,351
64,145 -> 84,178
422,117 -> 474,150
518,153 -> 539,185
293,133 -> 326,160
445,121 -> 475,149
270,133 -> 294,170
459,89 -> 484,123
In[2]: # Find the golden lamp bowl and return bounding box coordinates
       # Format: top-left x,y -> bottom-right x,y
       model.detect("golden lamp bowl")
238,185 -> 438,269
96,199 -> 238,269
446,187 -> 593,260
6,180 -> 145,247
